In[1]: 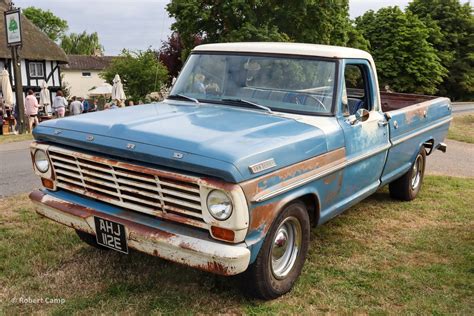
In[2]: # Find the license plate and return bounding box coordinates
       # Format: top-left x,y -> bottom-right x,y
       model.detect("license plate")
94,217 -> 128,254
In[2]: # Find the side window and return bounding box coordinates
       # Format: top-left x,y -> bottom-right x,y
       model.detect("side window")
342,64 -> 371,116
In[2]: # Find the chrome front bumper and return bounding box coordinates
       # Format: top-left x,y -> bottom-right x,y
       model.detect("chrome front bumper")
29,190 -> 251,276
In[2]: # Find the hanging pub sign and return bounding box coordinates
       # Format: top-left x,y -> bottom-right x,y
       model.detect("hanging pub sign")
4,8 -> 22,46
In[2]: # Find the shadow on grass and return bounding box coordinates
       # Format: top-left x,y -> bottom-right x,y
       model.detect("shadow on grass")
49,241 -> 251,314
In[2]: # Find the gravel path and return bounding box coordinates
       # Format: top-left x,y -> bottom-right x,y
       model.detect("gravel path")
0,140 -> 40,198
425,139 -> 474,178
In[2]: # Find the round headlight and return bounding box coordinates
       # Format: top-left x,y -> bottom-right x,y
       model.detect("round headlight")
34,149 -> 49,173
207,190 -> 233,220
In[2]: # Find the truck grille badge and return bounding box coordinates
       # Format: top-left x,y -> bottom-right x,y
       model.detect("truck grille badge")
249,158 -> 277,174
126,143 -> 136,150
86,135 -> 94,141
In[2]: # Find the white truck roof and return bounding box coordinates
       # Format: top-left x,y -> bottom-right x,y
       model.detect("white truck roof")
193,42 -> 373,61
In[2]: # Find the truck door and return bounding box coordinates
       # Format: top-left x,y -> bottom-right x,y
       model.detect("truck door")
336,60 -> 390,206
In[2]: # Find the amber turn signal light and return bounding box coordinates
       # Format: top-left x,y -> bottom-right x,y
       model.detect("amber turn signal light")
41,178 -> 54,189
211,226 -> 235,242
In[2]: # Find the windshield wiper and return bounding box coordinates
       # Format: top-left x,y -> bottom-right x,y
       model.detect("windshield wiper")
167,94 -> 200,104
221,98 -> 273,113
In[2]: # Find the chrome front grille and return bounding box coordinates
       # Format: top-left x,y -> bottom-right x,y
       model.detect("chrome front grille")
48,147 -> 207,229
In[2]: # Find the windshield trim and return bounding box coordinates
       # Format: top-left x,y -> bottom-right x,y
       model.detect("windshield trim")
180,51 -> 340,117
190,99 -> 336,117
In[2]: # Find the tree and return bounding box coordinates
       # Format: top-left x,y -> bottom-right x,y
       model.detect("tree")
407,0 -> 474,100
60,31 -> 104,55
355,7 -> 447,95
101,50 -> 168,102
157,32 -> 185,83
157,32 -> 204,82
166,0 -> 358,51
23,7 -> 68,42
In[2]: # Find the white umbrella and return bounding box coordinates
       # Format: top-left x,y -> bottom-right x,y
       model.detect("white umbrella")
1,69 -> 14,110
88,83 -> 113,97
111,74 -> 126,105
40,80 -> 52,114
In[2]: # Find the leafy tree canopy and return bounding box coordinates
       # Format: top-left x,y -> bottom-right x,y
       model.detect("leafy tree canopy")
60,31 -> 104,55
23,6 -> 68,42
408,0 -> 474,100
166,0 -> 364,51
101,50 -> 168,102
355,7 -> 447,95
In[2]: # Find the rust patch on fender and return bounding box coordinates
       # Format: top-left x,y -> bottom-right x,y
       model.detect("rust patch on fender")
401,101 -> 431,124
249,202 -> 278,232
323,171 -> 344,205
241,147 -> 346,202
323,172 -> 338,185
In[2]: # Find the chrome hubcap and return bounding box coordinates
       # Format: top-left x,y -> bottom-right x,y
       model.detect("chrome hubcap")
411,154 -> 423,189
271,217 -> 302,279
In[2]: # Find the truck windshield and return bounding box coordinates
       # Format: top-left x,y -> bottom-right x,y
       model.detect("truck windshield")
170,53 -> 336,115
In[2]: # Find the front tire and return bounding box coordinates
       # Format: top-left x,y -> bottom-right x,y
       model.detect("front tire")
389,147 -> 426,201
242,201 -> 310,300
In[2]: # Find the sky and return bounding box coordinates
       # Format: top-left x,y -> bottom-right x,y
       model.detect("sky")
12,0 -> 427,55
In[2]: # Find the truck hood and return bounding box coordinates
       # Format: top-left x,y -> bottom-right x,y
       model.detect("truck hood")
34,101 -> 328,182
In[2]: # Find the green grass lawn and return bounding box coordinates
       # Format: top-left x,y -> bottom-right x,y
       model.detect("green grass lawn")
448,114 -> 474,144
1,176 -> 473,314
0,133 -> 33,145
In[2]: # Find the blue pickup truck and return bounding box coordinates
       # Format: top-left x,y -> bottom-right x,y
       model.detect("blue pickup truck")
29,43 -> 452,299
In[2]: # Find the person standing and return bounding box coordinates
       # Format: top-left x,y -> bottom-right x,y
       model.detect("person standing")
89,99 -> 98,112
53,90 -> 68,118
69,96 -> 83,115
81,97 -> 90,113
25,89 -> 39,131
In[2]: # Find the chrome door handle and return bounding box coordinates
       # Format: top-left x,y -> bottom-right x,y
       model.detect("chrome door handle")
378,120 -> 389,127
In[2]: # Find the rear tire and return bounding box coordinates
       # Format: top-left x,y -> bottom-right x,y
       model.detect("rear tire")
241,201 -> 310,300
389,148 -> 426,201
75,230 -> 109,250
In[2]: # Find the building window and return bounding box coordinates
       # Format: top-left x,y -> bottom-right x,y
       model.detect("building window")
29,62 -> 44,78
82,72 -> 92,77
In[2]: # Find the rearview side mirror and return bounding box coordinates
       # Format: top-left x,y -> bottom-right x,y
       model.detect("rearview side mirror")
347,108 -> 370,125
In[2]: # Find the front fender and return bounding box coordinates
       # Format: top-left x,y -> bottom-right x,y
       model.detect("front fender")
243,186 -> 320,264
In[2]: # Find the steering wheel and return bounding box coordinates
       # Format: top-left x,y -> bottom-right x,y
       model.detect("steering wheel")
292,94 -> 328,112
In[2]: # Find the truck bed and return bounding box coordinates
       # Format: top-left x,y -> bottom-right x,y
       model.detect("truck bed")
380,91 -> 451,186
380,92 -> 438,112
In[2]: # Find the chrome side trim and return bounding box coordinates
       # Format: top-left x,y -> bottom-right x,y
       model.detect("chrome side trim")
391,117 -> 452,146
254,144 -> 390,202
